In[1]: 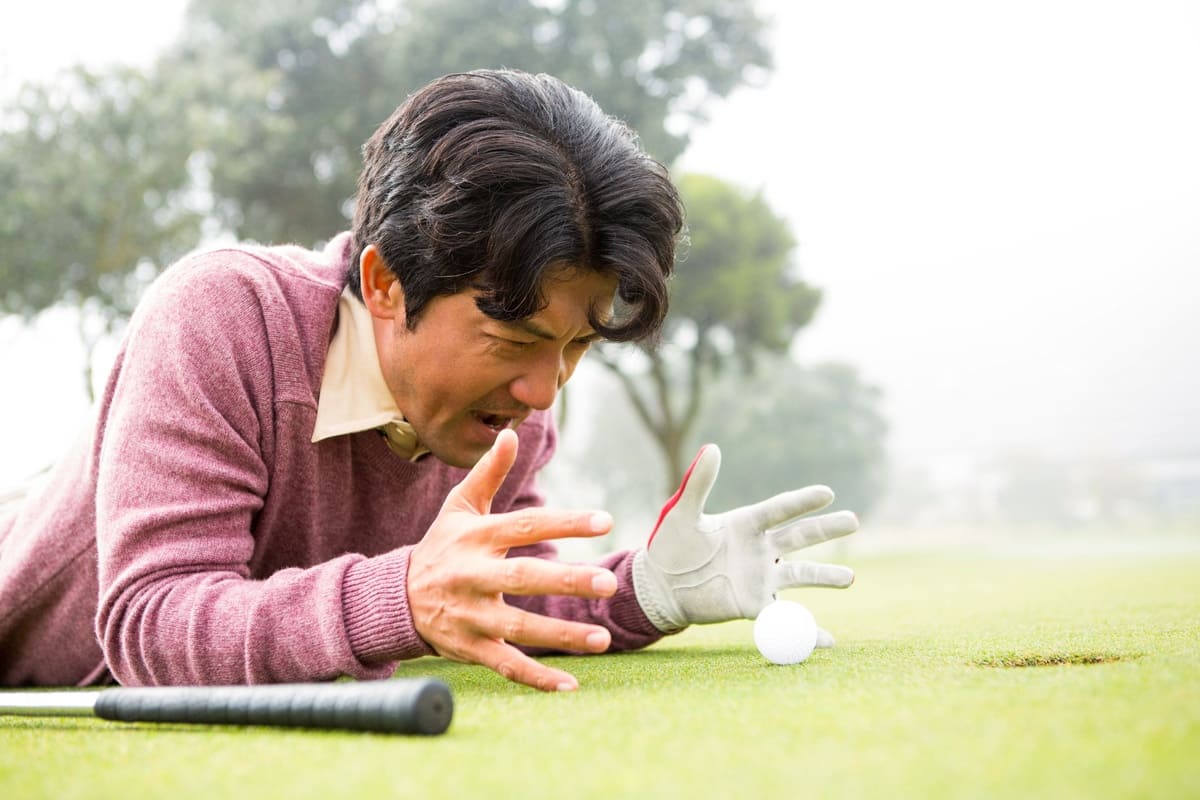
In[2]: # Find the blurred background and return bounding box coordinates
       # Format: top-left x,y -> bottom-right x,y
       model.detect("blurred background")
2,0 -> 1197,555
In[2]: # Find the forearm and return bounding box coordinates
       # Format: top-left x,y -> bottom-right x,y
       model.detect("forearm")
98,548 -> 432,686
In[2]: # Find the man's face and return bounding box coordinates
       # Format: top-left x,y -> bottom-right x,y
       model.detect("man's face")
363,248 -> 616,468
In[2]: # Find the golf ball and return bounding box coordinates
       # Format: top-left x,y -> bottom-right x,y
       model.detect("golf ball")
754,600 -> 818,665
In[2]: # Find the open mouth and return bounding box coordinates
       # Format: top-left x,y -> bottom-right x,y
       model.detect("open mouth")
473,412 -> 513,432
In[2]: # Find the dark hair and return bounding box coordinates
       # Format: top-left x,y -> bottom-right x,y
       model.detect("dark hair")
349,69 -> 683,342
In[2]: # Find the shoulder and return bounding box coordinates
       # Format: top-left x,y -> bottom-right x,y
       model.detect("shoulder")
139,234 -> 351,315
127,234 -> 353,356
117,235 -> 354,403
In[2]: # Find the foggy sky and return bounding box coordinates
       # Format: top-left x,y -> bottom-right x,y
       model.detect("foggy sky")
680,0 -> 1200,467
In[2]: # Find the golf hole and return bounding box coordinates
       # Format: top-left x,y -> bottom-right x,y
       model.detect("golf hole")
973,651 -> 1136,668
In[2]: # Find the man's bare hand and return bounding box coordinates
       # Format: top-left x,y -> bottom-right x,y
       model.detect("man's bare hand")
407,428 -> 617,692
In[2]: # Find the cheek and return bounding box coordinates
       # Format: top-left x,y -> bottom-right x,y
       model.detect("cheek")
453,353 -> 523,401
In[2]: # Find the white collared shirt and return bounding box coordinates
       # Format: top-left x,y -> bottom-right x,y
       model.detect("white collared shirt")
311,289 -> 430,462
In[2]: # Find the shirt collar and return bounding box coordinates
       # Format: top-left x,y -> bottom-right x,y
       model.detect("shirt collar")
311,288 -> 430,462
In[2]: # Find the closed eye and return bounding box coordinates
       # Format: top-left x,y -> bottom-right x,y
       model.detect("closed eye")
493,336 -> 537,349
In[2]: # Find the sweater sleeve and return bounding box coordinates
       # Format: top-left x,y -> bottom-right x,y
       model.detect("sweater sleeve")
498,413 -> 667,653
93,258 -> 418,686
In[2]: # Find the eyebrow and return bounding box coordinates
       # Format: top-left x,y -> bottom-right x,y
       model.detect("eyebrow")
511,319 -> 603,343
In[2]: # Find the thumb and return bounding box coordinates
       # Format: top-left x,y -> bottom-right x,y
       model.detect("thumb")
673,443 -> 721,520
648,444 -> 721,548
448,428 -> 519,515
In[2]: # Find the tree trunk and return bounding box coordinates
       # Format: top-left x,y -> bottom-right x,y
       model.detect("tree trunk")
596,340 -> 710,495
76,307 -> 99,405
556,382 -> 570,433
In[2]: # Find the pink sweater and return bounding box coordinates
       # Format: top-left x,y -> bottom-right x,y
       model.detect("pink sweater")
0,234 -> 662,686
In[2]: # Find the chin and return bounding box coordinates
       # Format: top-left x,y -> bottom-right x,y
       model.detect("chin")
425,438 -> 489,470
423,414 -> 513,469
436,450 -> 485,470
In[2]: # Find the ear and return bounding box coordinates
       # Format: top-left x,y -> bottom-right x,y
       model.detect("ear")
359,244 -> 405,322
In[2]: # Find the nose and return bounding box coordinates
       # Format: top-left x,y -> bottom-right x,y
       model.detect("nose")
509,350 -> 567,412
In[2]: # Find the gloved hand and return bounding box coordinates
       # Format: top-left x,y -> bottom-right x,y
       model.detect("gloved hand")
631,444 -> 859,640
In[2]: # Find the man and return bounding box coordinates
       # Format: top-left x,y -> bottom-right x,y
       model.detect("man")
0,70 -> 858,691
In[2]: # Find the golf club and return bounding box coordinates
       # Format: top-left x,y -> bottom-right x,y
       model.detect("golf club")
0,677 -> 453,735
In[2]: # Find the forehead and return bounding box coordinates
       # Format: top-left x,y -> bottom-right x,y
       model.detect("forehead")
481,266 -> 616,328
534,267 -> 616,316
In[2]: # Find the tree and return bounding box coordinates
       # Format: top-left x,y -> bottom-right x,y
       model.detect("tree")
595,173 -> 822,491
170,0 -> 773,244
0,67 -> 205,398
691,357 -> 889,518
552,354 -> 889,550
158,1 -> 797,481
0,0 -> 772,396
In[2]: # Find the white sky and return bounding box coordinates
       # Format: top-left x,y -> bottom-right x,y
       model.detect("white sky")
681,0 -> 1200,467
2,0 -> 1199,486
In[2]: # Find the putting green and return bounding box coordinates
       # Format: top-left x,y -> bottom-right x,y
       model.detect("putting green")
1,550 -> 1197,799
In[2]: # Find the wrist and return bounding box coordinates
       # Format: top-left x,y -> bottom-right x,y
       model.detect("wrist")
631,549 -> 689,634
342,547 -> 436,663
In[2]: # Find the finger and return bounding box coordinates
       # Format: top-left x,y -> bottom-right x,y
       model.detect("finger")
473,638 -> 584,692
450,428 -> 519,515
477,557 -> 618,598
654,445 -> 720,529
816,628 -> 835,648
767,510 -> 859,554
771,560 -> 855,592
676,444 -> 721,515
487,506 -> 613,549
736,485 -> 836,534
485,607 -> 613,656
647,444 -> 721,551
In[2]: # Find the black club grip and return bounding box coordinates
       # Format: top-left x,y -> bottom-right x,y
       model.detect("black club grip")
93,678 -> 453,735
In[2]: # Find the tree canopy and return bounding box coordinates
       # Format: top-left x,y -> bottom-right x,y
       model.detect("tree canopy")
0,66 -> 206,395
0,0 -> 775,397
0,68 -> 203,319
170,0 -> 773,244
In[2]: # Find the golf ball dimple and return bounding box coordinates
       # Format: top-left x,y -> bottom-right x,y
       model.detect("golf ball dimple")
754,600 -> 818,665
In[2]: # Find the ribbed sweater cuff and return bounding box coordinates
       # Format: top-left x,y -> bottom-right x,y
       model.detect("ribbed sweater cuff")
342,547 -> 435,664
609,554 -> 669,639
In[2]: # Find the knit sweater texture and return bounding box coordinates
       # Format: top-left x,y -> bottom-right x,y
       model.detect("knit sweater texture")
0,234 -> 662,686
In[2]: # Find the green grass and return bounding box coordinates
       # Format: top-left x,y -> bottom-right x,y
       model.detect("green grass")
2,550 -> 1198,799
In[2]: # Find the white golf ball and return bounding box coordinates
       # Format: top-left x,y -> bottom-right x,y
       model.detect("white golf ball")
754,600 -> 818,665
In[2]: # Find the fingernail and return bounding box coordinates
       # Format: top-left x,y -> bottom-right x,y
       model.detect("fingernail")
591,571 -> 617,594
586,630 -> 611,651
556,681 -> 577,692
589,512 -> 612,533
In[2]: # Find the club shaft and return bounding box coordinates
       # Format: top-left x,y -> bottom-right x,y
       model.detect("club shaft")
0,691 -> 100,716
0,679 -> 452,734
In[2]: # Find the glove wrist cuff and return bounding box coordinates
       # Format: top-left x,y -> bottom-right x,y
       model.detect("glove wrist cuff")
631,549 -> 688,634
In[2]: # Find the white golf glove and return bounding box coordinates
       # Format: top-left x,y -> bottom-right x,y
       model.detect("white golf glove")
631,444 -> 859,640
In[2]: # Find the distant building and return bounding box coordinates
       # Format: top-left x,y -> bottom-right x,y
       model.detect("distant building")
874,450 -> 1200,531
1139,454 -> 1200,515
